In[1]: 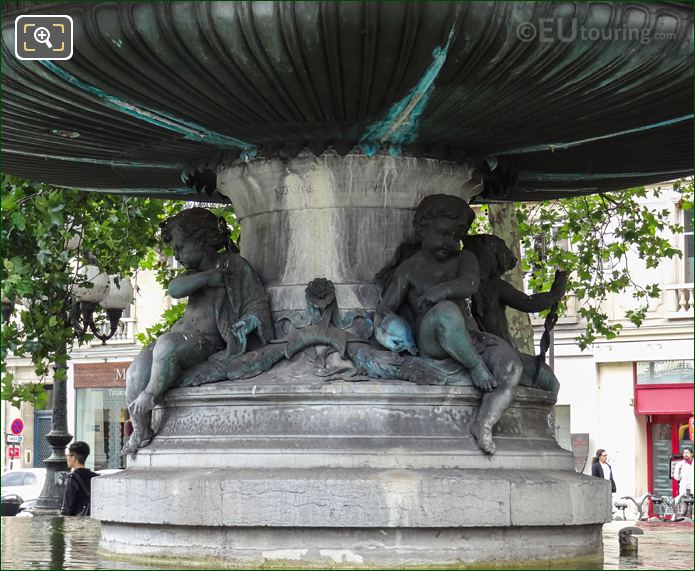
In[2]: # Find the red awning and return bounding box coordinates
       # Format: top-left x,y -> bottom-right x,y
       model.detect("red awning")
635,385 -> 695,415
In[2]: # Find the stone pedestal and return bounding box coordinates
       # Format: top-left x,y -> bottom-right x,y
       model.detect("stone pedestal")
93,377 -> 611,567
93,153 -> 610,566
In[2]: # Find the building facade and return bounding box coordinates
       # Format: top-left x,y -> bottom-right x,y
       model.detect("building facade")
536,183 -> 693,517
1,270 -> 169,472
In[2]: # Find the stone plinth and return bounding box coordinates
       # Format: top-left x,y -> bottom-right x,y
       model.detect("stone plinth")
94,378 -> 611,567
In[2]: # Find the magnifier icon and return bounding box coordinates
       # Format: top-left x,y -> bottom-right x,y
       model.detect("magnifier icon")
33,26 -> 53,49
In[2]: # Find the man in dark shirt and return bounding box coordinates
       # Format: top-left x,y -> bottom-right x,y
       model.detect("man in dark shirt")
60,441 -> 98,516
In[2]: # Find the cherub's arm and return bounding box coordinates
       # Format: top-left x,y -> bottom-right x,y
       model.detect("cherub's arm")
498,270 -> 567,313
416,250 -> 480,310
375,266 -> 410,328
168,269 -> 223,299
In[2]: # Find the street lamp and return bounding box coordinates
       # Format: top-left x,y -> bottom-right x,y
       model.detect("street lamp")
71,269 -> 134,344
28,267 -> 134,514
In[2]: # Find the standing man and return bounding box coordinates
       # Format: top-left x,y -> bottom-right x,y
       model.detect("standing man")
674,447 -> 694,518
591,449 -> 617,493
60,441 -> 98,516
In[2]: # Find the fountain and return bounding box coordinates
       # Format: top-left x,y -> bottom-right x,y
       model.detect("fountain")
2,1 -> 692,567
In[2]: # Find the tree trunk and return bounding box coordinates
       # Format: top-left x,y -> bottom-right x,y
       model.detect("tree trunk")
487,203 -> 535,354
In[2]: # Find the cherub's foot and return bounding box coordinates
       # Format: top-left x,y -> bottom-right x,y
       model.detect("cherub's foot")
120,428 -> 155,455
470,422 -> 496,455
128,390 -> 156,414
469,362 -> 497,392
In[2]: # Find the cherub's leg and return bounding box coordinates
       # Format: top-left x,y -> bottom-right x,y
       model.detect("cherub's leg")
418,301 -> 497,391
122,344 -> 155,454
129,332 -> 217,414
471,333 -> 522,454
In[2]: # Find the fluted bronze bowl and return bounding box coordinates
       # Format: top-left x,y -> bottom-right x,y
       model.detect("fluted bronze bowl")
2,1 -> 693,201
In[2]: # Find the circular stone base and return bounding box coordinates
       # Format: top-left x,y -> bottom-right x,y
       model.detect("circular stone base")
99,524 -> 604,569
93,379 -> 611,567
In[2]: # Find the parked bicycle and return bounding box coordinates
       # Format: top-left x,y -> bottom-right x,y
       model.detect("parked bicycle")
616,492 -> 691,522
617,493 -> 652,521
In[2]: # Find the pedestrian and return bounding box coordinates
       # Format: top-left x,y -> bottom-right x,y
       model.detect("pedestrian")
591,448 -> 617,493
60,441 -> 98,516
674,447 -> 694,517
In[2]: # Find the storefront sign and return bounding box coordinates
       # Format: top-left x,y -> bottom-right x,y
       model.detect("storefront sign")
74,362 -> 130,388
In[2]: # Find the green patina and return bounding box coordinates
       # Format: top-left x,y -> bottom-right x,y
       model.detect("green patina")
39,61 -> 258,158
359,27 -> 456,157
495,115 -> 694,156
521,169 -> 691,181
4,148 -> 182,169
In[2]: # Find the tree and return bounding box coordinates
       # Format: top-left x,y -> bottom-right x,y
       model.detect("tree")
1,175 -> 183,407
484,179 -> 693,350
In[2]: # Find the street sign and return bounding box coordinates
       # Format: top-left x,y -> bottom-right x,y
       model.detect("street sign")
6,434 -> 23,444
7,445 -> 20,459
10,418 -> 24,435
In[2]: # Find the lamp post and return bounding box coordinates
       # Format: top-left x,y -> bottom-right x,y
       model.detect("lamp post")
28,267 -> 134,514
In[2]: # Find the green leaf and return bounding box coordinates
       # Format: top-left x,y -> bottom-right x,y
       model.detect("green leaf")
1,172 -> 190,406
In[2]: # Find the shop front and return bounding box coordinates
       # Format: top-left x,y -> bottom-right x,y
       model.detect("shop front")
73,362 -> 130,470
634,360 -> 694,514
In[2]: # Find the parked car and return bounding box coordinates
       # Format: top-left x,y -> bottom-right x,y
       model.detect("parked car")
1,468 -> 47,511
3,467 -> 123,517
2,468 -> 46,501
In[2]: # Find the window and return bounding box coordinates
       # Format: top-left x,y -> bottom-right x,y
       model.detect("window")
523,227 -> 569,294
636,360 -> 694,385
596,231 -> 622,272
23,473 -> 37,484
75,388 -> 127,470
651,423 -> 673,498
683,209 -> 693,284
554,405 -> 571,451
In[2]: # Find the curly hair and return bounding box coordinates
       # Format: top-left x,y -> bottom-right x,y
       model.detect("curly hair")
462,234 -> 517,279
160,207 -> 238,253
413,194 -> 475,234
375,195 -> 475,295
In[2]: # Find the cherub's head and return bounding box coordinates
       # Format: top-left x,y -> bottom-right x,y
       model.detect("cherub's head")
160,208 -> 237,269
413,194 -> 475,261
462,234 -> 517,280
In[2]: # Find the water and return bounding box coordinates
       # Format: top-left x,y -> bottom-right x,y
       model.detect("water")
601,520 -> 694,570
1,517 -> 693,570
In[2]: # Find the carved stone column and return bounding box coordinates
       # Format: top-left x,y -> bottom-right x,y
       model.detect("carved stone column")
216,151 -> 482,327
